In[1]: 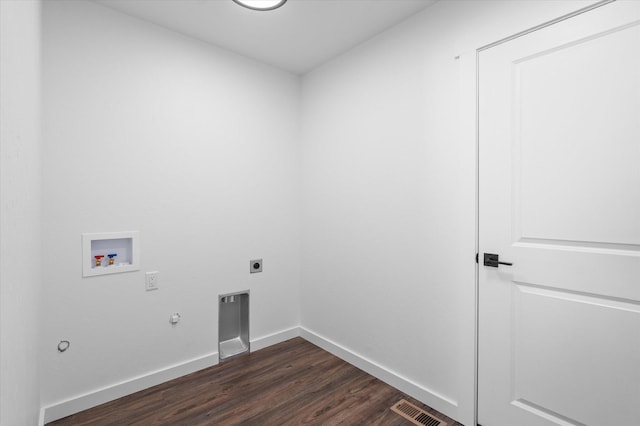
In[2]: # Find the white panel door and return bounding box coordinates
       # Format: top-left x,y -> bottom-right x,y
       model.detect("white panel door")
478,2 -> 640,425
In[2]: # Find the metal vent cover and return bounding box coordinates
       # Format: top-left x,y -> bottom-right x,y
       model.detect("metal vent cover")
390,399 -> 445,426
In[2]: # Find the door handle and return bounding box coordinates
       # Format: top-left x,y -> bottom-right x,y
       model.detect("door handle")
483,253 -> 513,268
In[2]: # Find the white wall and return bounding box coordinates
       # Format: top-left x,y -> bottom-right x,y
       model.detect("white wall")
300,1 -> 596,425
32,0 -> 605,423
0,1 -> 43,425
41,0 -> 300,418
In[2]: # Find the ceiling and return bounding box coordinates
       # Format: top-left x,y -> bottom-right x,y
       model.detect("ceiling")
93,0 -> 437,74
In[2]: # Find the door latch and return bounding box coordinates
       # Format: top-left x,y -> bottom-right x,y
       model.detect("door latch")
483,253 -> 513,268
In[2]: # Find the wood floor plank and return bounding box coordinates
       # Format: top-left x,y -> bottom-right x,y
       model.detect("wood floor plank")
48,338 -> 463,426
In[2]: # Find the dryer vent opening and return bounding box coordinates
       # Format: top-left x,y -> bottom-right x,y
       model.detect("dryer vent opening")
218,291 -> 249,361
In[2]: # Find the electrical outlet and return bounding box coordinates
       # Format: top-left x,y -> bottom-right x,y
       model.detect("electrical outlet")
145,271 -> 159,291
250,259 -> 262,273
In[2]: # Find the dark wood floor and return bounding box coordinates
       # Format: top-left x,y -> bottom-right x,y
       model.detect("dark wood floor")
49,337 -> 463,425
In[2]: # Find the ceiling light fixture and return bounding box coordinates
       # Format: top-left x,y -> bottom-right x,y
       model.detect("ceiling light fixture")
232,0 -> 287,11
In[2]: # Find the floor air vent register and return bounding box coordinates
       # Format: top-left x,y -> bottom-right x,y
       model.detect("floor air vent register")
390,399 -> 445,426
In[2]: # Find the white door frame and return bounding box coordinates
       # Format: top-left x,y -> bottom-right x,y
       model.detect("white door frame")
472,1 -> 615,425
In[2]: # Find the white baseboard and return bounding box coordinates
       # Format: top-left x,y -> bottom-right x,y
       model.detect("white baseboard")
41,326 -> 456,424
251,326 -> 300,351
38,407 -> 46,426
299,327 -> 459,419
42,351 -> 219,424
41,326 -> 300,424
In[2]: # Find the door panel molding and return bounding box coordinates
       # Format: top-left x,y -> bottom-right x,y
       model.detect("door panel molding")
477,0 -> 615,52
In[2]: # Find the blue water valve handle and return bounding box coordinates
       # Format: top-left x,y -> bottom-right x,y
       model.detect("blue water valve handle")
107,254 -> 117,258
107,253 -> 117,265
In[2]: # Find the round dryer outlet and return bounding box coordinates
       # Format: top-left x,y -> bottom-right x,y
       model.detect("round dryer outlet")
250,259 -> 262,273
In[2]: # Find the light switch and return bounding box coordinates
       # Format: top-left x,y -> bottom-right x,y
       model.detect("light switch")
145,271 -> 159,291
